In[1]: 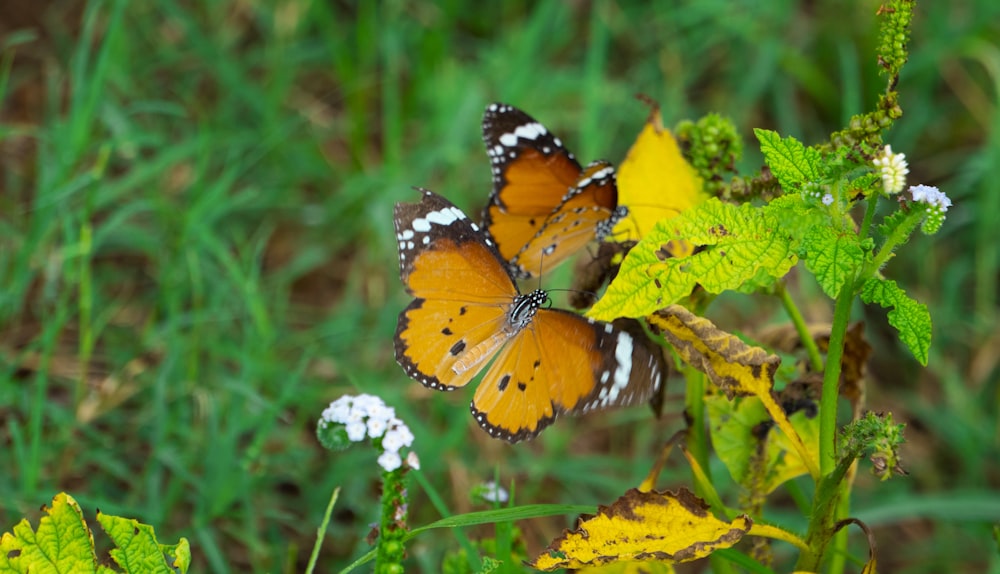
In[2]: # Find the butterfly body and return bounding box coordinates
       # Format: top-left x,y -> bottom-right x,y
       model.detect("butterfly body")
482,103 -> 628,279
394,189 -> 663,442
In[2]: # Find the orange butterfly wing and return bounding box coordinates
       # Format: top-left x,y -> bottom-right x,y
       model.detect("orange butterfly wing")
508,160 -> 627,278
471,311 -> 665,442
394,190 -> 518,390
481,104 -> 582,260
482,103 -> 628,279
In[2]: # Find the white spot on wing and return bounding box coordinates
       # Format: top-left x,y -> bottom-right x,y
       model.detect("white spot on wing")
610,332 -> 634,402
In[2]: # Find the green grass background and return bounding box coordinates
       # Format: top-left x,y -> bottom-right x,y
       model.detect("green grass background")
1,0 -> 998,572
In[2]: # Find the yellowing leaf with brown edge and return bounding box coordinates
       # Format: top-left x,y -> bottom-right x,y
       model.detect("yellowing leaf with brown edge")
648,305 -> 780,399
648,305 -> 819,479
613,105 -> 706,242
529,488 -> 751,571
578,560 -> 677,574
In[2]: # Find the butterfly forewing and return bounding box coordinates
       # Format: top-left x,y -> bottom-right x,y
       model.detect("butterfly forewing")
482,103 -> 628,279
482,103 -> 583,263
508,160 -> 624,278
394,190 -> 518,390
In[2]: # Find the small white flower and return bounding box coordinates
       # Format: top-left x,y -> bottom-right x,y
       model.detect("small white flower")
378,450 -> 402,472
479,481 -> 509,503
322,401 -> 352,424
873,145 -> 909,195
909,184 -> 950,210
351,394 -> 383,416
406,451 -> 421,470
345,421 -> 367,442
367,417 -> 387,439
367,404 -> 395,425
822,193 -> 834,206
386,419 -> 414,448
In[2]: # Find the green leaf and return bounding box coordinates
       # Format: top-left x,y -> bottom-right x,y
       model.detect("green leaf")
0,492 -> 97,574
877,208 -> 922,241
860,278 -> 931,365
97,511 -> 190,574
754,129 -> 824,191
800,226 -> 865,298
0,492 -> 191,574
590,198 -> 798,320
707,394 -> 820,495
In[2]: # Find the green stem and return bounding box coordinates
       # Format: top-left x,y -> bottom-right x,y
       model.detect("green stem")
864,207 -> 923,278
306,487 -> 341,574
826,487 -> 853,574
376,465 -> 409,574
684,366 -> 712,488
820,281 -> 853,475
858,193 -> 879,240
796,455 -> 855,570
795,280 -> 855,570
776,282 -> 824,373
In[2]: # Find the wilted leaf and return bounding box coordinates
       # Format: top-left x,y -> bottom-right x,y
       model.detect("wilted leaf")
707,391 -> 820,496
647,305 -> 780,399
529,488 -> 751,571
0,492 -> 98,574
613,106 -> 706,241
648,306 -> 819,478
577,560 -> 677,574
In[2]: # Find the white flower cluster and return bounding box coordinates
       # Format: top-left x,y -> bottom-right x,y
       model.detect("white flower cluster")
909,184 -> 951,212
909,184 -> 952,235
873,145 -> 909,195
321,394 -> 417,472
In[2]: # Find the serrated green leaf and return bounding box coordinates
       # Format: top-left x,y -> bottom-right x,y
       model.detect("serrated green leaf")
96,511 -> 190,574
800,226 -> 865,298
0,492 -> 98,574
754,129 -> 824,191
589,199 -> 798,320
877,208 -> 922,241
764,193 -> 829,238
860,278 -> 931,365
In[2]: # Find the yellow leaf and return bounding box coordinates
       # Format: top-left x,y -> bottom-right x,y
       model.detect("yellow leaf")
614,106 -> 706,242
577,560 -> 677,574
647,305 -> 780,399
529,488 -> 751,571
648,305 -> 819,479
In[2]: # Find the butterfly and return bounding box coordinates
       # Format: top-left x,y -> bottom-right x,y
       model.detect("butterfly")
482,103 -> 629,279
394,189 -> 665,442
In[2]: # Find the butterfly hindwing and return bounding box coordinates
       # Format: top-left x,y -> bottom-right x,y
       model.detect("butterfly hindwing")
508,160 -> 626,278
471,311 -> 665,442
